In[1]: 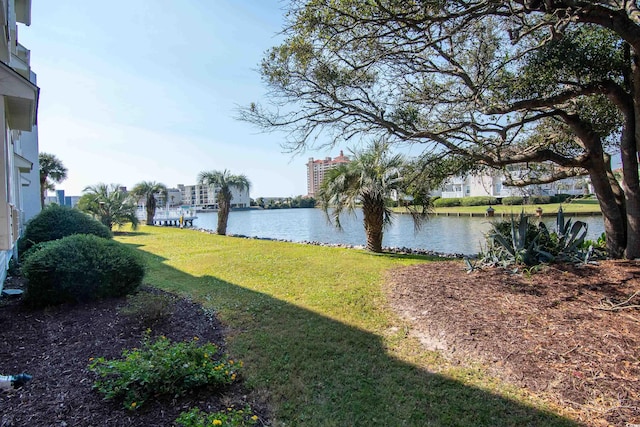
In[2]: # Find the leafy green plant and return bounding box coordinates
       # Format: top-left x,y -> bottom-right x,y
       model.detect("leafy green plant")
529,195 -> 552,204
176,407 -> 259,427
18,204 -> 112,257
501,196 -> 524,206
22,234 -> 145,307
460,196 -> 498,206
118,291 -> 175,326
433,197 -> 462,207
89,333 -> 240,410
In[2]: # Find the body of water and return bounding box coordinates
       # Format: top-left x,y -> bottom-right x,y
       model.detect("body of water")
192,208 -> 605,255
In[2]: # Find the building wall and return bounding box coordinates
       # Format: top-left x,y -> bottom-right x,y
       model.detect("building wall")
0,0 -> 39,289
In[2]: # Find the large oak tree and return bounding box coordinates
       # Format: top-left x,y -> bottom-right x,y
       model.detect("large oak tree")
241,1 -> 640,259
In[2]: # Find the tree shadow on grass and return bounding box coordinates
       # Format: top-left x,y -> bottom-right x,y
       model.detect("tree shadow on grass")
130,247 -> 582,427
112,231 -> 150,237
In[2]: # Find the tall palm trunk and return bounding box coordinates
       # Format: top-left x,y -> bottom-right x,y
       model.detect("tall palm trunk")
363,199 -> 384,253
145,208 -> 155,226
217,199 -> 230,235
146,197 -> 156,226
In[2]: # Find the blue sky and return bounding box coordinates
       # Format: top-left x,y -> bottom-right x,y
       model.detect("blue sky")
20,1 -> 334,198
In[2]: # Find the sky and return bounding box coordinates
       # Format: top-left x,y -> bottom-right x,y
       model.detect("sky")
19,1 -> 336,198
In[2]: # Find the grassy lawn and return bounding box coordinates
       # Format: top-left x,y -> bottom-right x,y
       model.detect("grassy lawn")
116,226 -> 578,426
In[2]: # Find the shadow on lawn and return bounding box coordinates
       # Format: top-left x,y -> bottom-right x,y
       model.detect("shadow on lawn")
130,246 -> 582,427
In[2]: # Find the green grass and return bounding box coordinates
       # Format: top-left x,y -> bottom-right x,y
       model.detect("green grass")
116,227 -> 579,426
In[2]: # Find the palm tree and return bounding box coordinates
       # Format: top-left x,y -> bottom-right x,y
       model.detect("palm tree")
78,183 -> 139,230
318,141 -> 431,253
39,153 -> 68,208
130,181 -> 168,226
198,169 -> 251,235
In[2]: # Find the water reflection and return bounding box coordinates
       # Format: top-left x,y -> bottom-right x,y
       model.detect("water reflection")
193,208 -> 604,255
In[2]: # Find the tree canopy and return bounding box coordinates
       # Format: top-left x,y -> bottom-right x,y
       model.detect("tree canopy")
241,0 -> 640,258
78,183 -> 138,231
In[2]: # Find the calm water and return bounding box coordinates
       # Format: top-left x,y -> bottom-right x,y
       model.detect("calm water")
192,208 -> 605,255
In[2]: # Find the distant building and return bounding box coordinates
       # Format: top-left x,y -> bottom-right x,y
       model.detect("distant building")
306,151 -> 350,197
45,190 -> 80,208
437,165 -> 590,199
177,183 -> 250,209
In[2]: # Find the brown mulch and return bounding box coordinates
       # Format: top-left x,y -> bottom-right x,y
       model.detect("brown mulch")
386,259 -> 640,427
0,282 -> 268,427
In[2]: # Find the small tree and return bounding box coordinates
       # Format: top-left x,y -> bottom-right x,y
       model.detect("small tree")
39,153 -> 68,208
319,140 -> 431,253
197,170 -> 251,235
78,184 -> 139,231
130,181 -> 168,226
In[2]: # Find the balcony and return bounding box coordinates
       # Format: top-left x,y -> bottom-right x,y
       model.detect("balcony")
9,43 -> 29,79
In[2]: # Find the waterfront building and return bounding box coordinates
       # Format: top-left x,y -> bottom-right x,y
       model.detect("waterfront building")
0,0 -> 40,289
306,151 -> 350,197
438,165 -> 590,199
177,183 -> 250,209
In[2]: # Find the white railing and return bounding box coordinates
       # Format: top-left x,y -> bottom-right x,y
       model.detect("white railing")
136,206 -> 197,221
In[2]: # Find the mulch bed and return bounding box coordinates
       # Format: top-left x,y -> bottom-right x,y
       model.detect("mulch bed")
0,282 -> 268,427
386,259 -> 640,427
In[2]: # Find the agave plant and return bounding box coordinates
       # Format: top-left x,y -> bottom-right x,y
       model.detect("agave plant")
553,206 -> 590,262
485,211 -> 552,266
480,207 -> 592,268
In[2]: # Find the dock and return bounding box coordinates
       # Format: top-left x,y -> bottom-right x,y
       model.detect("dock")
136,207 -> 198,227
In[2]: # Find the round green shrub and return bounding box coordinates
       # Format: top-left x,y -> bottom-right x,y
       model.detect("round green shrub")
19,205 -> 112,256
552,194 -> 573,203
460,196 -> 499,207
501,196 -> 524,205
433,197 -> 461,207
22,234 -> 145,307
529,195 -> 552,205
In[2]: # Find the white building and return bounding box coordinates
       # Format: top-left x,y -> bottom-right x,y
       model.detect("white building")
439,166 -> 590,199
177,183 -> 250,209
0,0 -> 39,289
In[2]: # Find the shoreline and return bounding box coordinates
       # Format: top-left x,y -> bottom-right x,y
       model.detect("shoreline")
191,227 -> 470,259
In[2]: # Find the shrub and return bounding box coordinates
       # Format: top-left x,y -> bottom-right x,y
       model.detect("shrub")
19,205 -> 112,256
118,291 -> 175,327
22,234 -> 145,307
460,196 -> 498,206
501,196 -> 523,205
89,334 -> 240,409
552,194 -> 573,203
529,195 -> 552,204
176,407 -> 259,427
433,197 -> 461,207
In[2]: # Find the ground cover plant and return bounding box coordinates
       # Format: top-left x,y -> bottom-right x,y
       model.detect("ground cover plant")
0,286 -> 265,426
176,407 -> 259,427
113,226 -> 584,426
90,333 -> 240,409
